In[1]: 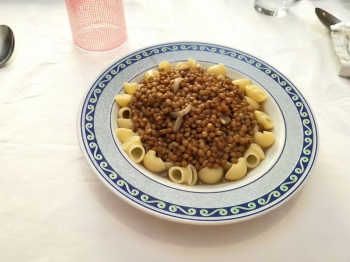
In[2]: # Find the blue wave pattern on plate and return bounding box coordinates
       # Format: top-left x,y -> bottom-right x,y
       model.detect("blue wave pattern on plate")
81,43 -> 315,219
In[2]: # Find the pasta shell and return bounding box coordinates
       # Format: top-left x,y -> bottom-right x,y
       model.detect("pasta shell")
207,63 -> 226,76
118,107 -> 131,119
245,96 -> 260,110
253,131 -> 275,148
144,70 -> 159,80
143,150 -> 166,173
246,85 -> 267,102
198,167 -> 223,184
255,111 -> 274,129
186,164 -> 198,186
116,128 -> 137,143
186,58 -> 197,69
128,145 -> 145,163
158,61 -> 173,72
117,119 -> 134,129
115,94 -> 132,107
244,143 -> 265,168
225,158 -> 248,181
175,62 -> 186,70
123,83 -> 141,95
122,136 -> 141,152
169,166 -> 191,185
232,78 -> 251,92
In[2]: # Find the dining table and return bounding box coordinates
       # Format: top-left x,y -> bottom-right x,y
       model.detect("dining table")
1,0 -> 349,261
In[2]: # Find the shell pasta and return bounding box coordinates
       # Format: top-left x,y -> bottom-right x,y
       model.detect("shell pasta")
206,63 -> 227,77
245,96 -> 260,110
198,167 -> 223,185
254,131 -> 275,148
225,158 -> 247,181
246,85 -> 267,102
232,78 -> 251,92
169,165 -> 197,185
128,144 -> 145,163
255,111 -> 274,129
143,150 -> 166,173
118,107 -> 131,119
115,59 -> 276,185
117,119 -> 133,129
159,61 -> 173,72
116,128 -> 137,143
122,136 -> 145,163
244,143 -> 265,168
123,83 -> 141,95
144,70 -> 160,80
115,94 -> 132,107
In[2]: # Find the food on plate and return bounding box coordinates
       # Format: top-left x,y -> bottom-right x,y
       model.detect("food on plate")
123,82 -> 141,95
243,143 -> 266,168
115,94 -> 132,107
122,136 -> 145,163
254,111 -> 274,129
143,150 -> 166,173
244,96 -> 260,110
246,85 -> 267,102
253,131 -> 275,148
198,167 -> 224,184
116,128 -> 137,143
118,107 -> 131,119
114,58 -> 275,185
169,164 -> 197,186
117,118 -> 133,129
225,158 -> 247,181
232,78 -> 251,92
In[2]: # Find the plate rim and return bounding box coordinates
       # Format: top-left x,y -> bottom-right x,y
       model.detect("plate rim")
76,41 -> 319,224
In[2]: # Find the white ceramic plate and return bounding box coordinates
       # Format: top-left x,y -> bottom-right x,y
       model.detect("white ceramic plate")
77,42 -> 318,224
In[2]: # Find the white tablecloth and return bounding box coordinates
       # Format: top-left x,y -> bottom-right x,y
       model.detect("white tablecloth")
1,0 -> 350,261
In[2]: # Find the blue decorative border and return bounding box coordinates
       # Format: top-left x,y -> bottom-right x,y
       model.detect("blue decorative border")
79,42 -> 317,220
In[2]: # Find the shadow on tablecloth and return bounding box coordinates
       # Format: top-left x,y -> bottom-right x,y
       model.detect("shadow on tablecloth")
86,163 -> 305,247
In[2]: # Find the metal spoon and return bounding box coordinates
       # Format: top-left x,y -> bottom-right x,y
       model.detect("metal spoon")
0,25 -> 15,67
315,8 -> 341,30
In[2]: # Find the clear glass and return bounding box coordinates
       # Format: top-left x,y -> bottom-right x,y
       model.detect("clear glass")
65,0 -> 127,54
254,0 -> 295,17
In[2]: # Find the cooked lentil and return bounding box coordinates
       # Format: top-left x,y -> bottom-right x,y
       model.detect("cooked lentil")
128,66 -> 259,171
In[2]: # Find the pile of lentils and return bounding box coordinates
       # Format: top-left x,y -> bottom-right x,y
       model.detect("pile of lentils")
128,66 -> 260,172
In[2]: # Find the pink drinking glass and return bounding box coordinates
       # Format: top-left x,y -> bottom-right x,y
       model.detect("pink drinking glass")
65,0 -> 127,53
